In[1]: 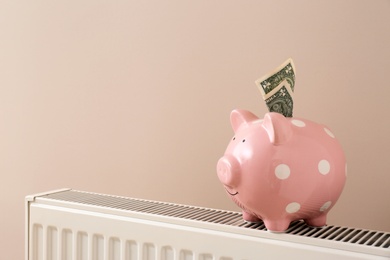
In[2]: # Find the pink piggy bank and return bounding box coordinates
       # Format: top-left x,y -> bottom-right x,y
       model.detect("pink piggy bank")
217,109 -> 346,232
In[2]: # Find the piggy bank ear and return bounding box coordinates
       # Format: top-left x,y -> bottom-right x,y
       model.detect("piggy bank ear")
230,109 -> 259,132
263,112 -> 293,145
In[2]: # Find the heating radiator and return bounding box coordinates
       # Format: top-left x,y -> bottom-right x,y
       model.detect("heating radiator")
26,189 -> 390,260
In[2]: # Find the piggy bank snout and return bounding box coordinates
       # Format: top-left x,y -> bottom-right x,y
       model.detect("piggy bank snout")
217,155 -> 240,187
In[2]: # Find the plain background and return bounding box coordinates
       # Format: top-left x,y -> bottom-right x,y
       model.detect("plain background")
1,1 -> 390,258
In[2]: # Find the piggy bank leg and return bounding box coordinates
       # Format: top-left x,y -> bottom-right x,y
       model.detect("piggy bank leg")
263,219 -> 291,232
305,214 -> 327,228
242,211 -> 262,223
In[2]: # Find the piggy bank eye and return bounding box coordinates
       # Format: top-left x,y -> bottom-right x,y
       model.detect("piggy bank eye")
232,137 -> 236,140
242,139 -> 246,143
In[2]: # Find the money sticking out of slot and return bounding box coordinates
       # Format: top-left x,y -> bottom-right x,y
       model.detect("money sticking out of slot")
255,58 -> 296,117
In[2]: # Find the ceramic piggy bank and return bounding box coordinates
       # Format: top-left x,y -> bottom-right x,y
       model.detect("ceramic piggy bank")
217,109 -> 346,232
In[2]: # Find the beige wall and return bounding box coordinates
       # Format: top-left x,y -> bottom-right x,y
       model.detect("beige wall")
1,1 -> 390,259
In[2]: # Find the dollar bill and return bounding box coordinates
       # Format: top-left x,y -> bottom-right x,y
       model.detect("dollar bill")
263,79 -> 294,117
255,58 -> 296,117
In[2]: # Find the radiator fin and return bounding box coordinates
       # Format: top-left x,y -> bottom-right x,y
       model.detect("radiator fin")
40,189 -> 390,251
62,229 -> 72,260
161,246 -> 173,260
125,240 -> 138,260
199,253 -> 213,260
93,234 -> 104,260
179,249 -> 193,260
142,243 -> 156,260
110,237 -> 121,260
77,231 -> 88,260
47,226 -> 58,260
33,224 -> 43,260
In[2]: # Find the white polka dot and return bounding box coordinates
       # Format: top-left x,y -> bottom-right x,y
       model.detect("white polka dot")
286,202 -> 301,213
275,164 -> 290,180
324,127 -> 335,138
320,201 -> 332,212
318,160 -> 330,175
291,119 -> 306,127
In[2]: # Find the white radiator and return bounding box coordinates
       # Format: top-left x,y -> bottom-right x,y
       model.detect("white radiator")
26,189 -> 390,260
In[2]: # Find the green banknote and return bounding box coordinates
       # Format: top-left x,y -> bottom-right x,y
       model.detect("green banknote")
263,79 -> 294,117
255,58 -> 296,117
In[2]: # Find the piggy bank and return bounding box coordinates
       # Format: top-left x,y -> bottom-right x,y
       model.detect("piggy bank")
217,109 -> 346,232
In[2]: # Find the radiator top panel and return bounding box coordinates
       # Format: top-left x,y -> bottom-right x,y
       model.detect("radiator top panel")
41,189 -> 390,250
